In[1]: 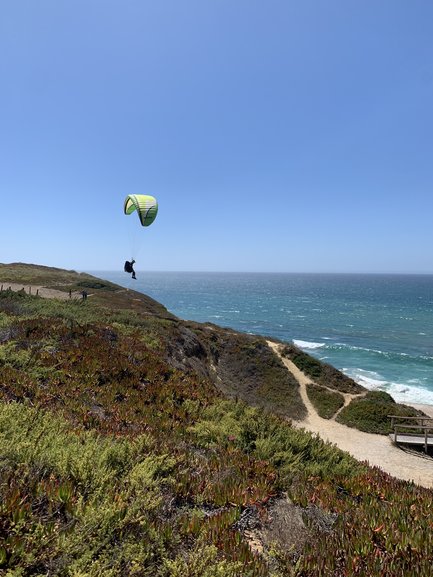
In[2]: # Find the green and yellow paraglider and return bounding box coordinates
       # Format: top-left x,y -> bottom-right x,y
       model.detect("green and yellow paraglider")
123,194 -> 158,279
124,194 -> 158,227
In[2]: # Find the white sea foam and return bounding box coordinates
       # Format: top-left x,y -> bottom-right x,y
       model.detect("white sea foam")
387,384 -> 433,405
344,368 -> 387,389
293,339 -> 325,350
344,367 -> 433,405
333,343 -> 416,359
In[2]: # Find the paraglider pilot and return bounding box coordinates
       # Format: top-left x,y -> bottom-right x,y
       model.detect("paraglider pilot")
123,193 -> 158,281
124,259 -> 136,280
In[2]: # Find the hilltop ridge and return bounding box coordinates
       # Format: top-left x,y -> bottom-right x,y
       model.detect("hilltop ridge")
0,262 -> 174,318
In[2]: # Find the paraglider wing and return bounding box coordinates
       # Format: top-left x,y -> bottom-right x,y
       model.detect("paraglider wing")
124,194 -> 158,227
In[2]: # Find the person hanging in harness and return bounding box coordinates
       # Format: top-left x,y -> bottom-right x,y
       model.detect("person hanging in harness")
124,259 -> 136,279
123,194 -> 158,281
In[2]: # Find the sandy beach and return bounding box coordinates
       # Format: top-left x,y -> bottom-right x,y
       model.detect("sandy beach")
405,402 -> 433,419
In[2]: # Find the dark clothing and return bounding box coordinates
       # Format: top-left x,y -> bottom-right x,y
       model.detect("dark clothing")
124,260 -> 136,279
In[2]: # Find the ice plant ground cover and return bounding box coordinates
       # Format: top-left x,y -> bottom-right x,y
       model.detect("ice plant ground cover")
0,266 -> 432,576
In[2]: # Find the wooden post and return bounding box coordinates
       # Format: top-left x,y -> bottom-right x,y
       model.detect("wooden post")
390,416 -> 397,443
425,428 -> 428,453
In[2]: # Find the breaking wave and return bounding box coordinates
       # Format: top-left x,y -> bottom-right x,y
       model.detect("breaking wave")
293,339 -> 325,350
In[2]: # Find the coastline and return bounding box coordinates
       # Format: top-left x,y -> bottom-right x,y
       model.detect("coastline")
2,274 -> 433,488
269,341 -> 433,488
3,278 -> 433,410
96,271 -> 433,407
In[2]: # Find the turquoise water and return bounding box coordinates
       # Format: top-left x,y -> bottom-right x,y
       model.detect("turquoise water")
92,272 -> 433,405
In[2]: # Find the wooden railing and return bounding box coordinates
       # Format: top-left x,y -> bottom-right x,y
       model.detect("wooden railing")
389,415 -> 433,453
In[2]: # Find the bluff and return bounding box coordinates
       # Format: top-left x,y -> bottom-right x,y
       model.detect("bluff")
0,263 -> 432,577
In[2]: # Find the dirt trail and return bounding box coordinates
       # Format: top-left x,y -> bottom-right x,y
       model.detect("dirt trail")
0,282 -> 82,300
268,341 -> 433,489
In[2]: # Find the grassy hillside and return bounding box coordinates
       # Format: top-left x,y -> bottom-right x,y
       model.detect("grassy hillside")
0,264 -> 432,576
0,263 -> 174,317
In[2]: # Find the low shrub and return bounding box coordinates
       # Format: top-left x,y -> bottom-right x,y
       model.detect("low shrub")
306,383 -> 345,419
198,332 -> 307,421
0,402 -> 172,575
282,344 -> 364,394
189,399 -> 364,482
336,391 -> 422,434
75,280 -> 117,291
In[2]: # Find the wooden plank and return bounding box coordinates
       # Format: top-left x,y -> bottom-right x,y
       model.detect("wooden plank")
390,434 -> 433,446
394,423 -> 433,431
388,415 -> 433,420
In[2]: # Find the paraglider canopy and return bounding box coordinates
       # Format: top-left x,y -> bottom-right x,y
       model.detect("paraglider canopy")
124,194 -> 158,227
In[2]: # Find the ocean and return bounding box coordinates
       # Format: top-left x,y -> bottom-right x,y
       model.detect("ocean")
91,272 -> 433,406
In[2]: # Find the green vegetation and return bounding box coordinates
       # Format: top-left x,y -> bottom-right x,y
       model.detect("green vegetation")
0,264 -> 432,576
337,391 -> 423,434
306,383 -> 345,419
0,262 -> 174,318
281,343 -> 423,434
0,402 -> 240,576
194,328 -> 307,421
190,400 -> 360,480
0,263 -> 88,286
282,343 -> 364,394
291,468 -> 433,577
75,279 -> 118,290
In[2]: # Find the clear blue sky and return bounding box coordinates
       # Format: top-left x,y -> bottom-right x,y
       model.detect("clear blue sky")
1,1 -> 433,273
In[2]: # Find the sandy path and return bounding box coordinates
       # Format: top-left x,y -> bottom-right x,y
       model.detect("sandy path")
268,341 -> 433,489
0,282 -> 82,300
